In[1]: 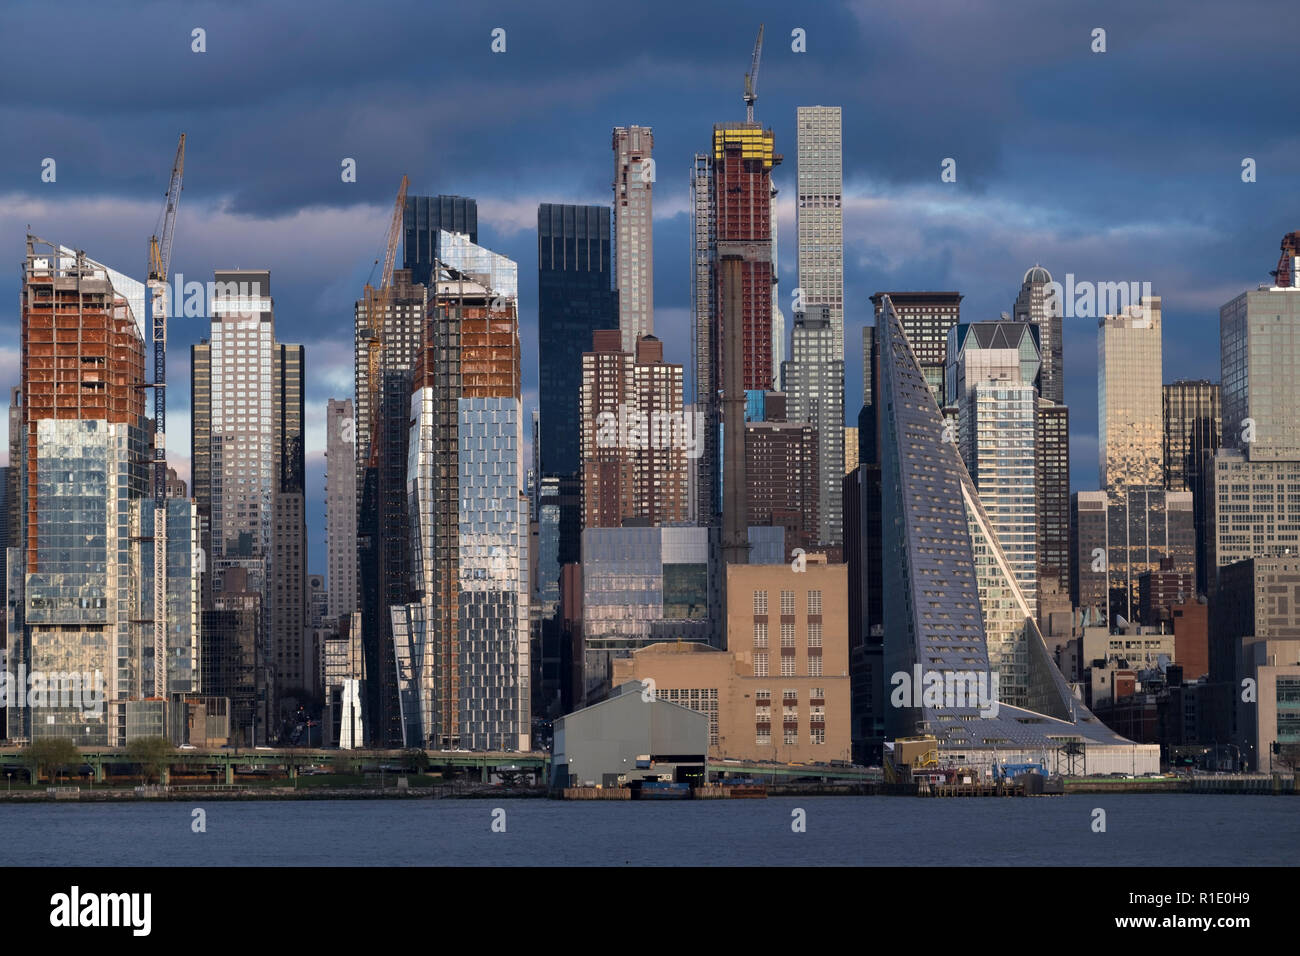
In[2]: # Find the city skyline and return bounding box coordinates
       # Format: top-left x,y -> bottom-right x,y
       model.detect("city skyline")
5,2 -> 1295,573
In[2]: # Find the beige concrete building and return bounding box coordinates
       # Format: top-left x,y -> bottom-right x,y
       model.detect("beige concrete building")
613,557 -> 850,764
1239,637 -> 1300,771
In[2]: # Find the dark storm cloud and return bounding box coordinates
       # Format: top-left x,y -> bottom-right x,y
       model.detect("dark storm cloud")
2,0 -> 1298,566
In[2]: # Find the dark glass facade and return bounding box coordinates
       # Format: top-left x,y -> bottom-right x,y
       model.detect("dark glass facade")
403,195 -> 477,288
537,203 -> 619,481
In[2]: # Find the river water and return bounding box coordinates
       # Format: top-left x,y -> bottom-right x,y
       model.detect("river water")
1,795 -> 1294,866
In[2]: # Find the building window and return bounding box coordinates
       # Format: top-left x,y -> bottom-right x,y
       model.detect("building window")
780,590 -> 795,616
780,656 -> 796,677
754,653 -> 768,678
753,590 -> 768,615
807,622 -> 822,648
808,589 -> 822,615
753,621 -> 768,648
781,623 -> 795,648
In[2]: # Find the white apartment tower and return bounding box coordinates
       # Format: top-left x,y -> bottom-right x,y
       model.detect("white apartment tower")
613,126 -> 654,352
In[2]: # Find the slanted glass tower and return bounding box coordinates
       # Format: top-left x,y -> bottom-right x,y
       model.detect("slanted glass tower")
876,296 -> 1156,773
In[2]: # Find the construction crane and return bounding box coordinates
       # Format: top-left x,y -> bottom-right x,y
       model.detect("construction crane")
147,133 -> 185,699
362,175 -> 409,468
744,23 -> 764,123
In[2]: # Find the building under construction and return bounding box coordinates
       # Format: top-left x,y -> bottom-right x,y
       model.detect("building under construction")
7,237 -> 202,744
390,236 -> 530,751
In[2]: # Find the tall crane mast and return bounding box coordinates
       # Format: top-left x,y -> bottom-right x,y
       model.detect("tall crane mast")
147,134 -> 185,699
744,23 -> 764,123
363,175 -> 409,469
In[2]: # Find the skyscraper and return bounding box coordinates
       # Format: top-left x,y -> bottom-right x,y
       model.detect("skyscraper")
192,270 -> 308,721
537,203 -> 619,483
783,307 -> 844,550
11,237 -> 201,744
796,106 -> 844,362
710,122 -> 782,565
403,195 -> 477,288
1098,297 -> 1164,490
355,267 -> 425,746
1013,265 -> 1063,404
875,293 -> 1152,769
325,398 -> 357,627
945,321 -> 1039,613
1208,237 -> 1300,588
690,153 -> 717,527
870,291 -> 962,405
612,126 -> 653,351
1163,380 -> 1221,595
391,238 -> 529,751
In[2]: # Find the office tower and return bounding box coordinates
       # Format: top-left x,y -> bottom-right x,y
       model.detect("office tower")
1098,297 -> 1164,490
325,398 -> 357,626
1013,265 -> 1063,404
783,307 -> 845,550
612,127 -> 653,351
354,267 -> 425,746
391,238 -> 529,751
1163,380 -> 1221,595
192,270 -> 308,719
1208,239 -> 1300,587
1036,401 -> 1071,606
579,332 -> 689,529
690,153 -> 717,527
745,418 -> 820,559
10,238 -> 147,743
796,106 -> 844,362
402,195 -> 477,288
578,525 -> 716,704
870,292 -> 962,405
1070,488 -> 1195,626
946,322 -> 1039,615
874,294 -> 1151,769
272,342 -> 308,697
709,122 -> 782,564
537,204 -> 619,483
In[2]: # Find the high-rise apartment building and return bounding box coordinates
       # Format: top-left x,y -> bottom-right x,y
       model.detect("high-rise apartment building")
945,322 -> 1039,609
612,126 -> 653,351
745,418 -> 820,559
1163,380 -> 1221,595
690,153 -> 718,527
782,307 -> 844,550
579,332 -> 688,529
192,270 -> 308,713
796,106 -> 844,362
355,267 -> 425,746
1099,297 -> 1164,490
403,195 -> 477,288
870,292 -> 962,405
325,398 -> 357,626
1013,265 -> 1063,404
391,239 -> 529,751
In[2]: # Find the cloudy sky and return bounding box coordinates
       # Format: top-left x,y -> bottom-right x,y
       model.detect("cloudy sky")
3,0 -> 1297,568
